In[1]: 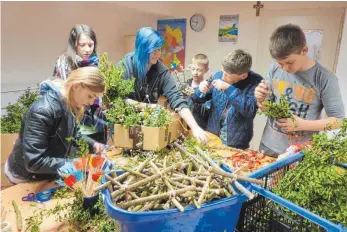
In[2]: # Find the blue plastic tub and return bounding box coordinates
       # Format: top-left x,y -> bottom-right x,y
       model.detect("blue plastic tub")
102,164 -> 250,232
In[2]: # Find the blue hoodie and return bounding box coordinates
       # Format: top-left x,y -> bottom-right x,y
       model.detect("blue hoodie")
118,52 -> 188,111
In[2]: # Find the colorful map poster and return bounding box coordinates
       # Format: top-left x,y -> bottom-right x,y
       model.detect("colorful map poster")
218,15 -> 239,43
157,19 -> 186,72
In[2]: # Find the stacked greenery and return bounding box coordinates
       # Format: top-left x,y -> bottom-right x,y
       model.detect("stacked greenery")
26,190 -> 119,232
258,95 -> 292,119
273,118 -> 347,226
107,98 -> 173,128
98,53 -> 135,104
1,88 -> 40,133
99,52 -> 173,129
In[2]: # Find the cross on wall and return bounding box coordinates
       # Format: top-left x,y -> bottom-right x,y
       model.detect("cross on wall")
253,1 -> 264,16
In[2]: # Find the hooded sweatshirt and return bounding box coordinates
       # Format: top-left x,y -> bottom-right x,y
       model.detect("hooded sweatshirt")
119,52 -> 188,111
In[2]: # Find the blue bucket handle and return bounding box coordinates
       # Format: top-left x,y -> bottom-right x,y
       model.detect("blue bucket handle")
251,184 -> 345,232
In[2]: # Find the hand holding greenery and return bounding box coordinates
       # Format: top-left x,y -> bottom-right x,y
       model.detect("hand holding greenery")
273,118 -> 347,226
257,95 -> 292,119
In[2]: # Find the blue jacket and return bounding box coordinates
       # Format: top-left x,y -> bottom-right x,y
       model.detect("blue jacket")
192,71 -> 263,149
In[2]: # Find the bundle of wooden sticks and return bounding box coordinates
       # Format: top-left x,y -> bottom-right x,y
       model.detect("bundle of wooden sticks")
94,142 -> 263,212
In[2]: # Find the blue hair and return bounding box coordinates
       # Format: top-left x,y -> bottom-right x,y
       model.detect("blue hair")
133,27 -> 164,79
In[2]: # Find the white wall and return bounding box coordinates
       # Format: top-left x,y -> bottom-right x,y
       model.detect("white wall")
114,1 -> 347,73
2,2 -> 347,147
1,2 -> 161,110
117,1 -> 262,74
336,8 -> 347,114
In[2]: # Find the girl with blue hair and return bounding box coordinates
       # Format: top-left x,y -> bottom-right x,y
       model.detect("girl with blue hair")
119,27 -> 208,142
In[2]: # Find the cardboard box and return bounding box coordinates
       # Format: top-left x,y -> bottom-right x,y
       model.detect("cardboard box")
1,133 -> 18,189
113,114 -> 185,151
1,133 -> 18,165
1,164 -> 13,190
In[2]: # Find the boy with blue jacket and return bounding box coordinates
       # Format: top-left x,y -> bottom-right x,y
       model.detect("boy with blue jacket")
192,49 -> 263,149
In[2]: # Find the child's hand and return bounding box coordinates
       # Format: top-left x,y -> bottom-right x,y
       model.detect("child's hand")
199,81 -> 210,93
191,126 -> 209,143
255,81 -> 270,102
93,142 -> 106,154
212,80 -> 230,91
276,115 -> 303,132
184,87 -> 195,96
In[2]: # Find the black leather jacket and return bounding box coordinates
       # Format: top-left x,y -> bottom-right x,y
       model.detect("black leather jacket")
7,84 -> 94,181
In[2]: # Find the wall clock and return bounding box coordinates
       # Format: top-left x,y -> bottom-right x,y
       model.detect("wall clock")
190,14 -> 205,32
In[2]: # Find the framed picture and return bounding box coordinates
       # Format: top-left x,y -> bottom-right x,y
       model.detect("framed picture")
157,19 -> 187,72
218,15 -> 239,43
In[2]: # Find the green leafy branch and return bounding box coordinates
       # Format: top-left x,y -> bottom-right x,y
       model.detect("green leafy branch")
273,118 -> 347,226
106,99 -> 173,129
1,88 -> 40,133
25,190 -> 120,232
99,53 -> 135,104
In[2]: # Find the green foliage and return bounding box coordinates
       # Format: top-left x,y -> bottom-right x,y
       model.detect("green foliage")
182,137 -> 206,154
99,53 -> 135,104
141,106 -> 172,128
258,95 -> 292,119
106,98 -> 141,128
25,190 -> 120,232
65,137 -> 90,159
51,186 -> 73,199
273,119 -> 347,226
107,99 -> 173,128
76,138 -> 90,157
1,88 -> 40,133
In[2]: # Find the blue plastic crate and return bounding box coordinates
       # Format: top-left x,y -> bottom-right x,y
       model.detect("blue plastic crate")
236,152 -> 347,232
101,164 -> 250,232
251,184 -> 346,232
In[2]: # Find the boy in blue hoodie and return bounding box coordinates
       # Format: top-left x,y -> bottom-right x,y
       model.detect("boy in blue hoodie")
192,49 -> 263,149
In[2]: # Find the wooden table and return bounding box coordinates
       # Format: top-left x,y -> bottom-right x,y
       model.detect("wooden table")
1,181 -> 72,231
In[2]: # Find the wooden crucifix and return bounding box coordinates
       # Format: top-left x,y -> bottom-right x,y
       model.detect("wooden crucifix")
253,1 -> 264,16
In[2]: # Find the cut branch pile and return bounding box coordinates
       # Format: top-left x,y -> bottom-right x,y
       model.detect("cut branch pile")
95,142 -> 263,212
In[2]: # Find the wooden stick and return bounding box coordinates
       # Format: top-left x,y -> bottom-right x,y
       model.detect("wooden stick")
119,166 -> 149,179
194,146 -> 264,185
105,174 -> 122,187
234,181 -> 254,200
94,158 -> 150,192
125,158 -> 150,185
111,162 -> 185,198
197,175 -> 212,208
93,172 -> 130,192
119,186 -> 196,208
173,142 -> 200,170
228,184 -> 238,196
149,161 -> 185,212
12,200 -> 22,231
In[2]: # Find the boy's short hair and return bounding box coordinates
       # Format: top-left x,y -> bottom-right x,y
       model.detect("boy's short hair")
269,24 -> 306,60
192,54 -> 209,68
222,49 -> 252,75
